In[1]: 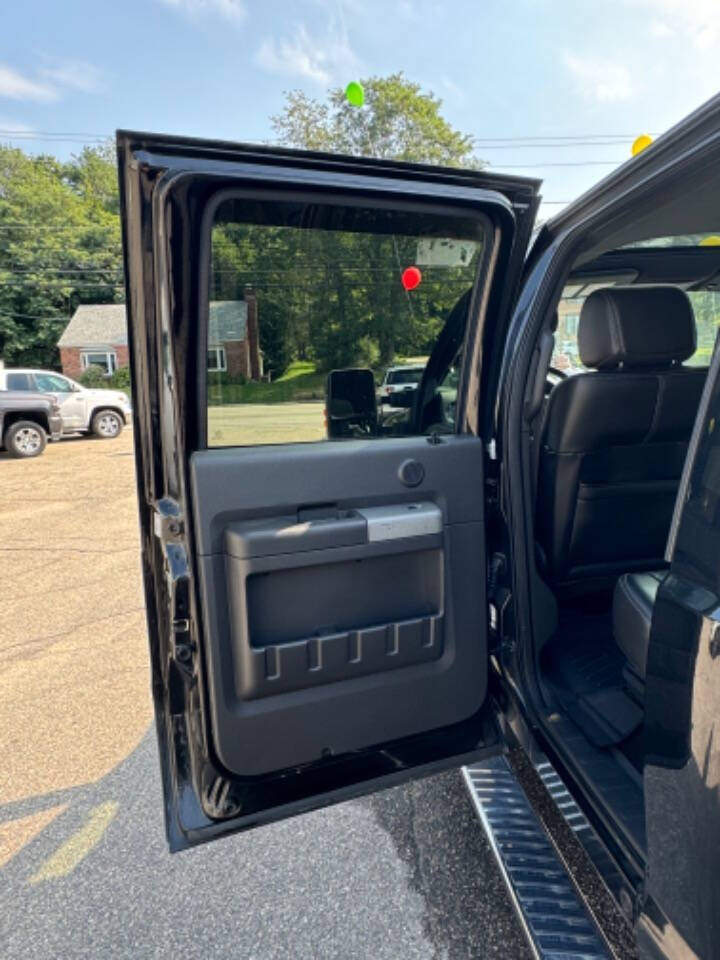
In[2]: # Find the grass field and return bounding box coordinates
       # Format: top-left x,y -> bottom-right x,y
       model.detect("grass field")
208,361 -> 326,406
208,401 -> 325,446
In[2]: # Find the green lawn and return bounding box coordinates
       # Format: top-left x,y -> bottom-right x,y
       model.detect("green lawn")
208,361 -> 326,405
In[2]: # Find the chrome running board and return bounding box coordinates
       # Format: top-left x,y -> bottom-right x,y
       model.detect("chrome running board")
463,756 -> 612,959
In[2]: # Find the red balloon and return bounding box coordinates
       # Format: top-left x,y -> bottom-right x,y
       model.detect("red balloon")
401,266 -> 422,291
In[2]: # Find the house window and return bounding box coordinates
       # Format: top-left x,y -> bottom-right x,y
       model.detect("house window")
208,346 -> 227,372
81,351 -> 117,375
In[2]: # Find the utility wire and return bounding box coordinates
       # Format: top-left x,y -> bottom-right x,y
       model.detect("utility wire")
0,311 -> 71,321
0,128 -> 660,143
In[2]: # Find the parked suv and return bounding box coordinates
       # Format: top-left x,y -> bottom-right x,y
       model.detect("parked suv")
0,390 -> 62,458
0,368 -> 132,438
377,364 -> 425,408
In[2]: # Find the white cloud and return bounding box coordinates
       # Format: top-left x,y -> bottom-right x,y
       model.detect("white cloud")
256,26 -> 329,83
562,52 -> 638,103
631,0 -> 720,49
0,118 -> 34,134
40,60 -> 103,95
255,22 -> 356,84
158,0 -> 246,24
650,20 -> 673,37
0,65 -> 57,102
0,60 -> 103,103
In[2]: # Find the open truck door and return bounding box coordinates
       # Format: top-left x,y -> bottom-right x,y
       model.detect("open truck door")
117,131 -> 539,850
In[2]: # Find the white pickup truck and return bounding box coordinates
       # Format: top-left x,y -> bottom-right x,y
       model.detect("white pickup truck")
0,368 -> 132,438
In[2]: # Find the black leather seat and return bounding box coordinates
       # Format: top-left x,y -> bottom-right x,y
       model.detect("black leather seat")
536,286 -> 706,589
612,570 -> 665,680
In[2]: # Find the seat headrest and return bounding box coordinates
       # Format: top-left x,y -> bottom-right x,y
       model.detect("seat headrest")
578,286 -> 695,369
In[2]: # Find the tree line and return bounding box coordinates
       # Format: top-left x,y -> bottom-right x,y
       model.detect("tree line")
0,74 -> 479,375
3,72 -> 717,377
0,142 -> 122,367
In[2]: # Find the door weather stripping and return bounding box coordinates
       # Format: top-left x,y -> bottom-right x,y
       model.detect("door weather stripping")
463,757 -> 612,960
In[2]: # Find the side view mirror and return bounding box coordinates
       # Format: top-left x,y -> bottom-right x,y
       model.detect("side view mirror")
325,368 -> 378,439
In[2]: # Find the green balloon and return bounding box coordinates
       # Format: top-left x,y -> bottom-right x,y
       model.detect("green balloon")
345,81 -> 365,107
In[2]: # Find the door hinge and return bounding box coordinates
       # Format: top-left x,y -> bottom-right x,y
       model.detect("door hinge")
488,552 -> 515,653
153,498 -> 184,541
485,476 -> 499,507
153,499 -> 193,668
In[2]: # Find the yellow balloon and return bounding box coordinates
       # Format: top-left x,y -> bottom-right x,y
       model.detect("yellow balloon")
631,134 -> 653,156
699,235 -> 720,246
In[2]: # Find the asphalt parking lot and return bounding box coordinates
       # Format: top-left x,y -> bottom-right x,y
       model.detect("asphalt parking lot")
0,425 -> 529,960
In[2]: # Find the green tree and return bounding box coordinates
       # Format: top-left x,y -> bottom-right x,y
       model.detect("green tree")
272,73 -> 480,167
0,142 -> 122,368
264,75 -> 482,372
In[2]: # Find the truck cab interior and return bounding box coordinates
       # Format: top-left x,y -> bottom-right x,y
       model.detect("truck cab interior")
520,234 -> 720,866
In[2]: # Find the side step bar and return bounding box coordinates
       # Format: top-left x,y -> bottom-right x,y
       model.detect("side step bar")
463,756 -> 614,960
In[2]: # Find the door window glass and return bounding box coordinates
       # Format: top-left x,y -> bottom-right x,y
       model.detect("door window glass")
34,373 -> 74,392
207,197 -> 485,447
553,287 -> 720,373
6,373 -> 32,390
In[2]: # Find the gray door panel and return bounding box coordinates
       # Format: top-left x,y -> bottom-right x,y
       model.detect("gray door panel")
190,434 -> 488,776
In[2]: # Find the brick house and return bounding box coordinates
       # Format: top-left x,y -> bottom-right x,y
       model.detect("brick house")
58,291 -> 261,379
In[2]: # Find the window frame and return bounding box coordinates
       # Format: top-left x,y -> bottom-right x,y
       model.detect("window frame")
207,345 -> 227,373
80,350 -> 117,376
198,186 -> 494,451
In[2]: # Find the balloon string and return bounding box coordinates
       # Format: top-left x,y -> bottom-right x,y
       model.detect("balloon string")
362,127 -> 416,320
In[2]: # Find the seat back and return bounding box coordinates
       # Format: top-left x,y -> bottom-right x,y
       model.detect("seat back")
536,286 -> 706,588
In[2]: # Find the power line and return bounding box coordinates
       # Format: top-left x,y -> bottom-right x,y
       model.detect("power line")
0,128 -> 658,143
0,311 -> 71,321
0,128 -> 109,138
0,280 -> 123,286
474,133 -> 659,143
0,267 -> 122,275
475,142 -> 642,150
487,159 -> 622,169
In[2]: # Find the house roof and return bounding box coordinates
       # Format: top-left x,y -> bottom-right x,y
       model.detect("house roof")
58,300 -> 248,348
58,304 -> 128,348
208,300 -> 247,343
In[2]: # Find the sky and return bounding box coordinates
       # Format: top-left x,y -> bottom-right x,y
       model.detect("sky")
1,0 -> 719,218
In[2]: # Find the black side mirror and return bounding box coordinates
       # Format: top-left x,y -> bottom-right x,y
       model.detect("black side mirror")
325,368 -> 378,439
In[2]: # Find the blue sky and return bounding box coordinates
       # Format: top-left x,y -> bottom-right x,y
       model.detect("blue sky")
1,0 -> 719,217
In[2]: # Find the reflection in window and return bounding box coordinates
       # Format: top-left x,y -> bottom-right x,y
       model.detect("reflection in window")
35,373 -> 73,392
6,373 -> 33,390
